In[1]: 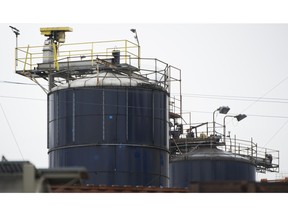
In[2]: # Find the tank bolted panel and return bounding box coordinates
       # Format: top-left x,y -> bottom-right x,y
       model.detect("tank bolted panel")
48,82 -> 169,186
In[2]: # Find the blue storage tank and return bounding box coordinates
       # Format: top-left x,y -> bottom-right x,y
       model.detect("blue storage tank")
48,72 -> 169,186
170,146 -> 256,188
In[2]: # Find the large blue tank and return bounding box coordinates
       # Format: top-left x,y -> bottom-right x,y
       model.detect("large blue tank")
170,146 -> 256,188
48,72 -> 169,186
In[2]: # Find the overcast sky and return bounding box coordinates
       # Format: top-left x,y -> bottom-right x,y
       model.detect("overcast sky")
1,23 -> 288,182
1,1 -> 288,215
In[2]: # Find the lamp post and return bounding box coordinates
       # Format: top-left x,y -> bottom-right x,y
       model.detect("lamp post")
213,106 -> 230,136
130,28 -> 140,69
223,114 -> 247,143
9,26 -> 20,67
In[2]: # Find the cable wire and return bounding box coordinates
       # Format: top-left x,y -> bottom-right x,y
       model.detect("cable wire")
0,80 -> 37,85
264,119 -> 288,147
241,75 -> 288,112
1,94 -> 288,120
178,93 -> 288,104
240,75 -> 288,147
0,103 -> 24,160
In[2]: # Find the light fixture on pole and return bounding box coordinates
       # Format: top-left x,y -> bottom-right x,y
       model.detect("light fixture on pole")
130,29 -> 139,45
212,106 -> 230,136
9,26 -> 20,67
130,28 -> 140,69
223,114 -> 247,143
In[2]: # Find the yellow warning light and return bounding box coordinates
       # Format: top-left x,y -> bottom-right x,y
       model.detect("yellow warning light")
40,27 -> 73,43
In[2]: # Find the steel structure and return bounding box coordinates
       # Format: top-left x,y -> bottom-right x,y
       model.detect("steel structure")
15,27 -> 181,187
169,118 -> 279,187
169,121 -> 279,173
14,26 -> 279,189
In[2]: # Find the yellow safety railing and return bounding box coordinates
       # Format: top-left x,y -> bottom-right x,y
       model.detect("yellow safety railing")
15,39 -> 140,74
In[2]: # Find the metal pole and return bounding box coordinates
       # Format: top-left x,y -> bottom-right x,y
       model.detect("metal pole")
234,135 -> 236,154
223,115 -> 234,144
223,115 -> 227,143
138,45 -> 141,69
9,26 -> 20,68
125,40 -> 127,64
213,109 -> 217,136
130,29 -> 140,69
179,69 -> 182,124
251,137 -> 253,158
16,34 -> 18,67
168,66 -> 171,94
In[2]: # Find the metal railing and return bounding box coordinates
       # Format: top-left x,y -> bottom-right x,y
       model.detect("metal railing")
168,66 -> 182,117
169,121 -> 280,173
15,39 -> 140,73
218,136 -> 279,173
15,39 -> 183,93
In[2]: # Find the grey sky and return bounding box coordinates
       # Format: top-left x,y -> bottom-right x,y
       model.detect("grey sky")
1,24 -> 288,182
1,1 -> 288,214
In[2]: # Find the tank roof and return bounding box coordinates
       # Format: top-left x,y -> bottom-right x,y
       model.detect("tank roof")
171,147 -> 254,164
50,71 -> 157,92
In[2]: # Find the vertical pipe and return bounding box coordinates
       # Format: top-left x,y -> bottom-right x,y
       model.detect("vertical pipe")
102,90 -> 105,141
165,91 -> 169,186
52,42 -> 59,71
47,94 -> 50,149
72,91 -> 75,143
56,91 -> 59,147
179,69 -> 182,124
48,72 -> 55,91
126,89 -> 128,141
152,92 -> 155,144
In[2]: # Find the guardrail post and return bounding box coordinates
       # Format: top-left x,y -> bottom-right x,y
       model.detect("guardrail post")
15,47 -> 17,70
251,137 -> 253,158
255,143 -> 257,164
30,53 -> 32,70
125,40 -> 127,64
91,42 -> 94,66
234,135 -> 236,155
23,45 -> 30,74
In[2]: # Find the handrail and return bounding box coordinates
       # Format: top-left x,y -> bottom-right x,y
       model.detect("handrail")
15,39 -> 140,73
15,39 -> 178,94
169,121 -> 279,173
23,45 -> 30,74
